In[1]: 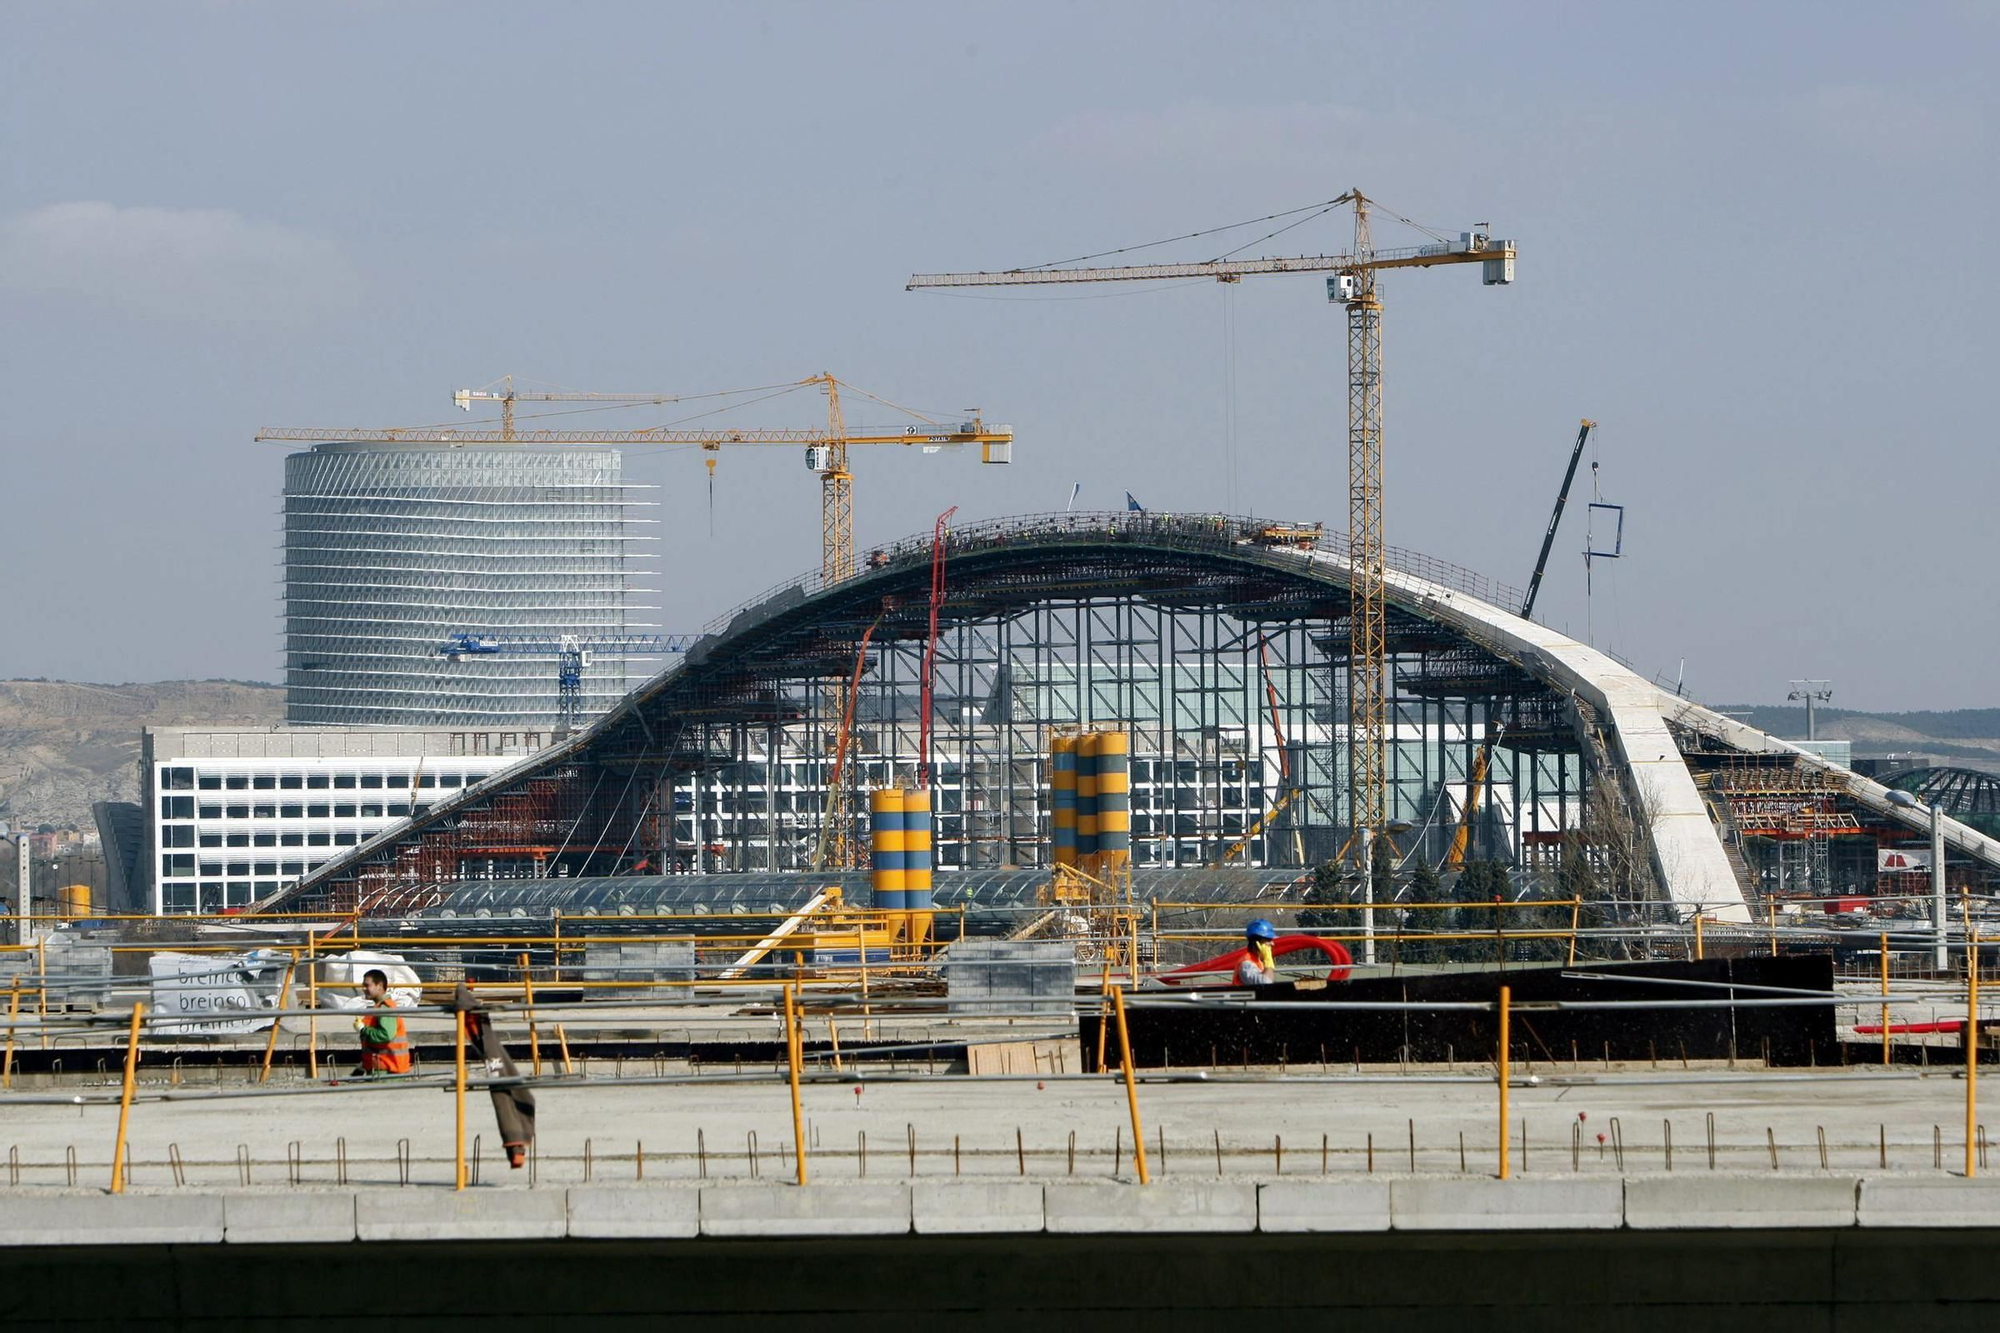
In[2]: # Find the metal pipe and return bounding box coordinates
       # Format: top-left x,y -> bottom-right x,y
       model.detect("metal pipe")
1968,931 -> 1979,1179
454,1009 -> 468,1191
1111,984 -> 1150,1184
784,982 -> 808,1186
1497,985 -> 1511,1180
109,1003 -> 143,1194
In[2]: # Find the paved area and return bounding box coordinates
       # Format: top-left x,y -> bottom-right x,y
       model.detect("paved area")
2,1065 -> 1993,1189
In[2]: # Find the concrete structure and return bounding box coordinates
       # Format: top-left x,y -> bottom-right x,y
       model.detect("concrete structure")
141,726 -> 523,913
283,441 -> 658,728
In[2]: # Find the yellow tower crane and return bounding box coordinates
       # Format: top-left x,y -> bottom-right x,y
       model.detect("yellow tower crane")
907,191 -> 1513,867
259,373 -> 1015,585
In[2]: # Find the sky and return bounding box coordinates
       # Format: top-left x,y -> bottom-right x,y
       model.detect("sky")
1,1 -> 1995,710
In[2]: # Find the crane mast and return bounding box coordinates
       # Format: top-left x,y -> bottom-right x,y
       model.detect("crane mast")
1344,195 -> 1389,865
907,191 -> 1513,868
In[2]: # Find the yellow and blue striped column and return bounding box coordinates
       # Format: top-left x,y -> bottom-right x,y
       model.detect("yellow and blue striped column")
1051,734 -> 1078,870
870,788 -> 907,919
902,787 -> 934,943
1077,730 -> 1101,878
1095,729 -> 1131,881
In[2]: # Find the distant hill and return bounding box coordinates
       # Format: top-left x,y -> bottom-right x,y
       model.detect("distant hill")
1713,704 -> 2000,770
0,679 -> 284,833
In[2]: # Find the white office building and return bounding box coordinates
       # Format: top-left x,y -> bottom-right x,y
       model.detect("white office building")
142,727 -> 535,915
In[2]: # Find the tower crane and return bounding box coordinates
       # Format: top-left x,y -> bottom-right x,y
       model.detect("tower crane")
451,375 -> 685,442
907,191 -> 1514,867
259,373 -> 1015,585
440,632 -> 701,736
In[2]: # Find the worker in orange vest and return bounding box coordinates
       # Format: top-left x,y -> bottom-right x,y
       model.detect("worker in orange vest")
354,968 -> 412,1075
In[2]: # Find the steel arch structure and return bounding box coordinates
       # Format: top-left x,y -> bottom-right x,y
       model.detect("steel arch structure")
260,511 -> 1766,922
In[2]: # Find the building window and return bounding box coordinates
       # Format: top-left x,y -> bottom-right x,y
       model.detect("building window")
225,832 -> 249,848
198,833 -> 222,849
227,861 -> 249,876
253,805 -> 276,819
281,833 -> 304,847
417,774 -> 437,788
253,833 -> 276,848
441,774 -> 462,788
360,774 -> 383,789
226,775 -> 249,790
200,860 -> 222,876
254,861 -> 277,876
280,774 -> 303,790
198,774 -> 222,790
200,886 -> 226,913
162,767 -> 195,790
308,804 -> 330,818
253,775 -> 277,790
162,854 -> 194,878
334,803 -> 357,819
359,804 -> 383,818
334,773 -> 356,789
334,832 -> 358,846
161,795 -> 194,819
307,774 -> 330,790
386,774 -> 409,788
387,803 -> 410,818
164,885 -> 195,913
226,804 -> 249,819
282,862 -> 304,876
280,804 -> 302,818
162,825 -> 195,849
308,832 -> 331,847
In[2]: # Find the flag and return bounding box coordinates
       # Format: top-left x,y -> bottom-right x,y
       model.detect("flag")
1126,491 -> 1144,513
1066,482 -> 1081,512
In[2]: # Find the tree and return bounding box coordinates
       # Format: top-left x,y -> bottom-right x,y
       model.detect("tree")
1296,860 -> 1346,930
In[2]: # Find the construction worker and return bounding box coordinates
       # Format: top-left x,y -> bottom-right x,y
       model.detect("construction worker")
1237,919 -> 1280,987
354,968 -> 412,1075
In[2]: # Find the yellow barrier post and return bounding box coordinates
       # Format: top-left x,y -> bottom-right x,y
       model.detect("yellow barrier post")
36,938 -> 47,1049
784,982 -> 808,1186
1969,931 -> 1979,1179
109,1002 -> 144,1194
1567,898 -> 1582,966
1693,913 -> 1705,962
454,1008 -> 469,1191
1094,964 -> 1113,1074
2,978 -> 20,1090
1881,932 -> 1892,1068
258,957 -> 297,1085
1110,984 -> 1151,1184
306,930 -> 319,1081
1769,902 -> 1779,958
1497,985 -> 1512,1180
555,1023 -> 574,1075
518,952 -> 543,1078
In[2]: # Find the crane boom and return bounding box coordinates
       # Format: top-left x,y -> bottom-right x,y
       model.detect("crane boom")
908,237 -> 1513,288
905,190 -> 1513,875
1520,420 -> 1595,620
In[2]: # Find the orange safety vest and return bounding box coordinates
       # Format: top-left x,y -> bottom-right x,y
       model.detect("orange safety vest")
359,997 -> 412,1074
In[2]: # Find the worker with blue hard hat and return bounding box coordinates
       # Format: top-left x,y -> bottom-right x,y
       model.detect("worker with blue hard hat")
1237,918 -> 1280,986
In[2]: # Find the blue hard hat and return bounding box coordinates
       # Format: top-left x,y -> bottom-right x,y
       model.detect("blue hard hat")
1245,918 -> 1278,942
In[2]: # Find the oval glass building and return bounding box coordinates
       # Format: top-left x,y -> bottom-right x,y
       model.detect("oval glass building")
283,442 -> 657,728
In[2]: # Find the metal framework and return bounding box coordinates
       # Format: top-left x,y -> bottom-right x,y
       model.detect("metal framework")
260,512 -> 1612,919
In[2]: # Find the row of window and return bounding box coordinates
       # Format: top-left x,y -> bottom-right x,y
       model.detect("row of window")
161,798 -> 426,822
160,767 -> 484,791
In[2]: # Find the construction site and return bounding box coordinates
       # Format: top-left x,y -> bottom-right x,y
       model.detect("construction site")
13,191 -> 2000,1327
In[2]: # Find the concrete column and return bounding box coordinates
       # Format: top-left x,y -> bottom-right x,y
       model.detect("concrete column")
1933,804 -> 1949,971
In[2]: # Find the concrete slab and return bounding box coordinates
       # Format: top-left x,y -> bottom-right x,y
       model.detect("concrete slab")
223,1191 -> 358,1244
1043,1181 -> 1257,1234
566,1186 -> 700,1238
912,1181 -> 1045,1234
1256,1180 -> 1392,1232
355,1188 -> 568,1241
1858,1177 -> 2000,1228
1390,1177 -> 1624,1231
0,1192 -> 224,1246
698,1184 -> 912,1237
1624,1175 -> 1860,1230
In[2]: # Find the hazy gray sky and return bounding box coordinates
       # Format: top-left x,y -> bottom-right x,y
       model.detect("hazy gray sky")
3,2 -> 1994,710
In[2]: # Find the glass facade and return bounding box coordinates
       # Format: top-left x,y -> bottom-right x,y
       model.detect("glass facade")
283,442 -> 658,726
